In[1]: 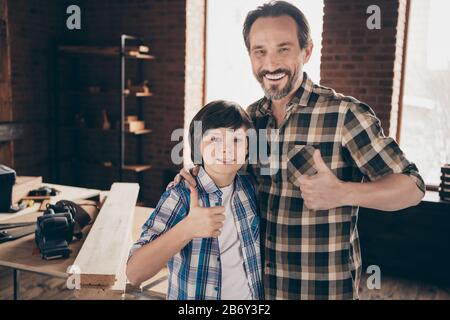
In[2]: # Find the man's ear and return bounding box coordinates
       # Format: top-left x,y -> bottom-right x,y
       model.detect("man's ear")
302,42 -> 314,64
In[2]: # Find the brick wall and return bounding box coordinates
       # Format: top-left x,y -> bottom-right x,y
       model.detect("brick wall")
60,0 -> 189,205
320,0 -> 408,137
1,0 -> 192,205
7,0 -> 411,204
5,0 -> 63,178
0,0 -> 13,166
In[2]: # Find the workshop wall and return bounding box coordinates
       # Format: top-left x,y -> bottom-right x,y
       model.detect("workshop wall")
3,0 -> 188,206
60,0 -> 187,205
4,0 -> 409,206
6,0 -> 63,179
321,0 -> 407,138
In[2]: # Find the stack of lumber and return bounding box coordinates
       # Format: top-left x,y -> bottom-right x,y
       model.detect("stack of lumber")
69,183 -> 139,297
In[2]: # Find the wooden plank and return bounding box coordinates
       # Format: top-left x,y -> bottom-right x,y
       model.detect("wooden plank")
21,195 -> 50,201
1,183 -> 101,221
122,165 -> 151,172
0,206 -> 153,299
58,45 -> 119,56
75,205 -> 150,298
0,206 -> 151,280
71,183 -> 139,286
12,176 -> 43,204
129,129 -> 152,135
0,203 -> 98,278
58,45 -> 154,60
75,236 -> 132,299
44,183 -> 101,204
0,203 -> 40,222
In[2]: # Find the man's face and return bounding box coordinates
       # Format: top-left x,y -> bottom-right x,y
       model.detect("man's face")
248,15 -> 312,100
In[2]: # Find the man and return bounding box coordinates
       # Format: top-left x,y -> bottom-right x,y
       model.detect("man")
177,1 -> 425,299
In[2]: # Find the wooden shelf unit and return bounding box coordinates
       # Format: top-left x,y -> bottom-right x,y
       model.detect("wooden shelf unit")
58,45 -> 155,60
53,35 -> 154,194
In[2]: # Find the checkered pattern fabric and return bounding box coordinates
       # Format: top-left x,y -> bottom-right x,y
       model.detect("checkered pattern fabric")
246,72 -> 425,300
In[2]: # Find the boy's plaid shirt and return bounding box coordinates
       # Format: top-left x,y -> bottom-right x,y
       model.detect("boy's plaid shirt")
246,72 -> 425,300
129,167 -> 264,300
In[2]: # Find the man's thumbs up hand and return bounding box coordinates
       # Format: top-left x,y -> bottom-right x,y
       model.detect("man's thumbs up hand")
298,149 -> 348,210
312,149 -> 330,173
183,186 -> 226,239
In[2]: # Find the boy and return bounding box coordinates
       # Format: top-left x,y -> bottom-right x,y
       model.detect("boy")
126,100 -> 263,300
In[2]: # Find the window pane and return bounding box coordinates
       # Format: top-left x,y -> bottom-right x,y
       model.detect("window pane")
400,0 -> 450,185
205,0 -> 324,108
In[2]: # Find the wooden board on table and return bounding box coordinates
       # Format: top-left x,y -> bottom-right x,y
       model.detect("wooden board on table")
44,183 -> 101,204
75,206 -> 151,299
0,203 -> 98,278
0,203 -> 40,223
0,184 -> 101,222
21,195 -> 51,201
71,183 -> 139,287
0,207 -> 153,299
12,176 -> 43,204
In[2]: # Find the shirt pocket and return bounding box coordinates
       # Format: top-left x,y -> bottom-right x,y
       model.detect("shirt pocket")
286,144 -> 319,187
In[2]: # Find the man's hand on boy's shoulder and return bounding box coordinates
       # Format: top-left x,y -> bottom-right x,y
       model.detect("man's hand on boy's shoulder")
182,185 -> 226,239
168,166 -> 200,190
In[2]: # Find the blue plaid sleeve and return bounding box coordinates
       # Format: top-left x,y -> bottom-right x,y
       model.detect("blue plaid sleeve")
128,184 -> 188,259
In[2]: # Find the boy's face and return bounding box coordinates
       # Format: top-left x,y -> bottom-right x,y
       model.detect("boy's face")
200,127 -> 248,175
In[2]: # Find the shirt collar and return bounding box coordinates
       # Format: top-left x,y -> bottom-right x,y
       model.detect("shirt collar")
195,166 -> 244,196
257,71 -> 314,116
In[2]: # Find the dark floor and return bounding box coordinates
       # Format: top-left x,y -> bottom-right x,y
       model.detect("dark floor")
1,266 -> 449,300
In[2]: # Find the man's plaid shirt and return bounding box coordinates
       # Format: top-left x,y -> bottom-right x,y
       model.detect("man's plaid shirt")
129,167 -> 264,300
246,72 -> 425,300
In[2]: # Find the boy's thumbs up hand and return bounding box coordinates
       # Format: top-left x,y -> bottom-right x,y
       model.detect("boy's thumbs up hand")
183,186 -> 226,239
189,185 -> 200,208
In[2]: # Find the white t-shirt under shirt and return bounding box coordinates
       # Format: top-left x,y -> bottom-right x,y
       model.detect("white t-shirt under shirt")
218,184 -> 253,300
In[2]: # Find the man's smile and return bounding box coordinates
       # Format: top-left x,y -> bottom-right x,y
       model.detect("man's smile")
264,72 -> 287,82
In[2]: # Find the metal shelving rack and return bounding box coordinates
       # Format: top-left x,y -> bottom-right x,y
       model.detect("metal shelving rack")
119,34 -> 153,181
53,34 -> 154,192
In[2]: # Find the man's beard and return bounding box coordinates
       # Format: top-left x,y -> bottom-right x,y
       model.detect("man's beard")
256,68 -> 299,101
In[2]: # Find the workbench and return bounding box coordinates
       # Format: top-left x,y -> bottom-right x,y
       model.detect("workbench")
0,183 -> 168,300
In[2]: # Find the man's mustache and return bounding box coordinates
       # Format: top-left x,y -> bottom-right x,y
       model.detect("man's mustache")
257,68 -> 292,80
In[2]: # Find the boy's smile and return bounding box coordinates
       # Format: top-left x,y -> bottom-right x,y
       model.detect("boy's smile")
200,127 -> 248,187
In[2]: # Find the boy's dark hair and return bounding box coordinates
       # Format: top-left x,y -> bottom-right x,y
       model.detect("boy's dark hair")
243,1 -> 312,51
189,100 -> 253,165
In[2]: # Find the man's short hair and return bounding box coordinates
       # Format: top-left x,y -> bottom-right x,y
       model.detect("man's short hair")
243,1 -> 312,51
189,100 -> 253,165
